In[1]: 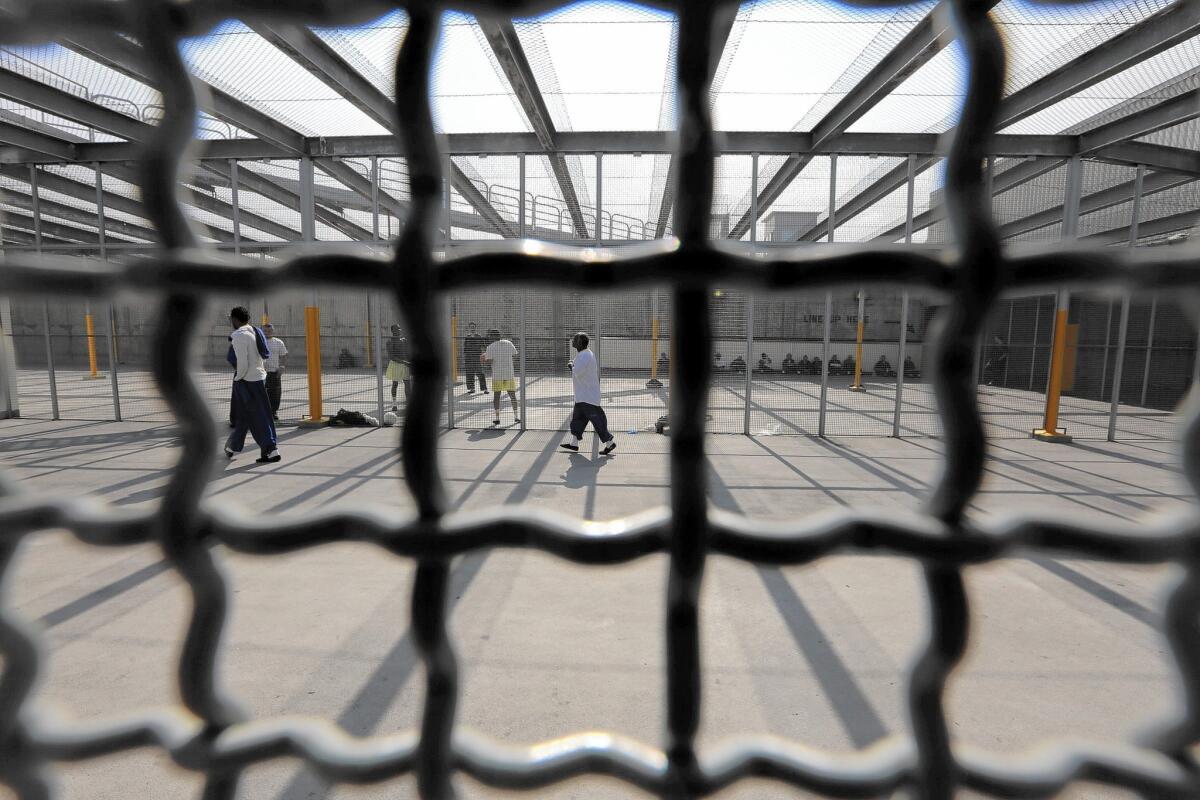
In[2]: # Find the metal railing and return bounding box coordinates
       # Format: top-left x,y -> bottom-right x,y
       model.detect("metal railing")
1,1 -> 1200,799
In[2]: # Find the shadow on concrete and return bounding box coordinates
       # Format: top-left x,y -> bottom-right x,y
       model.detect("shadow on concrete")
707,467 -> 890,747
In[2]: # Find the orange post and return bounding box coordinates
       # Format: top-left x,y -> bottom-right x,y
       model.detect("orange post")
1034,292 -> 1072,442
84,311 -> 100,378
301,305 -> 325,425
647,317 -> 663,388
849,290 -> 866,392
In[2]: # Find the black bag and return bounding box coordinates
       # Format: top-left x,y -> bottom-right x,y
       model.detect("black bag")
331,408 -> 370,426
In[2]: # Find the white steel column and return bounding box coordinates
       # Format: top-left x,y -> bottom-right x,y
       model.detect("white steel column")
230,158 -> 241,256
743,153 -> 757,435
519,154 -> 527,430
373,295 -> 385,425
30,165 -> 58,419
893,155 -> 916,437
818,155 -> 836,437
96,165 -> 121,421
1108,164 -> 1143,441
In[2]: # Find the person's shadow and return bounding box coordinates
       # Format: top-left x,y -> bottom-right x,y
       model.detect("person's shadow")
562,451 -> 611,489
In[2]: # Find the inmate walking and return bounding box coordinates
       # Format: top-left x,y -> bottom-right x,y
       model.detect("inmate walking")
561,332 -> 615,455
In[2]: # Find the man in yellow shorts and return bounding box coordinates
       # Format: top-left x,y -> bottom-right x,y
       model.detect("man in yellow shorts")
385,324 -> 411,411
480,328 -> 520,426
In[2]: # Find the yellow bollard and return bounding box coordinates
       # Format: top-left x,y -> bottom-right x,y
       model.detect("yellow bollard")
849,290 -> 866,392
449,315 -> 458,385
647,317 -> 663,388
298,305 -> 327,426
84,311 -> 102,379
1034,292 -> 1072,442
261,313 -> 269,325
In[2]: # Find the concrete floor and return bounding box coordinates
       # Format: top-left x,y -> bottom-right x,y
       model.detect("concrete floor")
0,417 -> 1194,798
13,367 -> 1181,441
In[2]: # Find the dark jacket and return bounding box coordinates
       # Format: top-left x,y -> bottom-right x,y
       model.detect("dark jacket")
463,333 -> 485,367
387,336 -> 410,364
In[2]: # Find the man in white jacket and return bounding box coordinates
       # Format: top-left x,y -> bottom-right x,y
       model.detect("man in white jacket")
560,331 -> 615,455
225,306 -> 281,463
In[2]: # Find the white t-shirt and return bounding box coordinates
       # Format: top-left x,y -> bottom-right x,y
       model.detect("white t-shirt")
231,324 -> 267,383
264,337 -> 287,372
571,348 -> 602,406
484,339 -> 518,380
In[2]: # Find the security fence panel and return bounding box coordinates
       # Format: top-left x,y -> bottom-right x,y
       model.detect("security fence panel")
523,289 -> 599,432
448,289 -> 526,429
1113,295 -> 1197,441
450,155 -> 521,243
975,294 -> 1055,438
8,293 -> 116,420
1056,293 -> 1122,440
747,291 -> 822,436
708,288 -> 749,434
604,153 -> 666,244
992,158 -> 1070,246
523,154 -> 596,244
822,288 -> 900,437
6,297 -> 56,420
895,292 -> 941,437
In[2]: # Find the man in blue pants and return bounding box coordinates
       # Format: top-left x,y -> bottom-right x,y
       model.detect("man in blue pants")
224,306 -> 281,464
560,331 -> 615,456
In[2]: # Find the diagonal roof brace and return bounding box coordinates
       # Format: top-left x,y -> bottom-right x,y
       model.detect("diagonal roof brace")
478,18 -> 587,239
252,21 -> 512,238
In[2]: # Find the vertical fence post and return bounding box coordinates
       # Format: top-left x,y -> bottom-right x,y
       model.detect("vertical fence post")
1003,301 -> 1014,386
849,288 -> 865,392
1099,298 -> 1113,398
743,153 -> 758,434
595,152 -> 603,245
743,295 -> 753,435
299,157 -> 325,426
107,304 -> 121,421
520,291 -> 527,432
230,158 -> 241,257
94,165 -> 122,420
819,155 -> 837,437
1034,154 -> 1080,442
372,155 -> 380,243
31,165 -> 58,419
1028,300 -> 1041,391
373,295 -> 385,425
893,155 -> 916,437
519,154 -> 528,430
1107,164 -> 1142,441
1140,296 -> 1157,409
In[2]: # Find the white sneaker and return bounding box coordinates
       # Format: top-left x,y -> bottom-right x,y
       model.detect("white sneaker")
601,440 -> 616,455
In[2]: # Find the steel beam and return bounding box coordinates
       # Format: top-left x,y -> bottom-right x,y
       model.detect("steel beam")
1083,209 -> 1198,245
0,207 -> 136,244
798,156 -> 934,242
0,67 -> 147,141
728,0 -> 975,239
1078,89 -> 1200,153
998,171 -> 1194,241
874,157 -> 1065,242
201,159 -> 372,241
996,0 -> 1200,130
252,21 -> 511,237
479,19 -> 588,239
6,131 -> 1079,165
64,33 -> 310,155
0,119 -> 76,160
2,191 -> 158,241
1093,141 -> 1200,177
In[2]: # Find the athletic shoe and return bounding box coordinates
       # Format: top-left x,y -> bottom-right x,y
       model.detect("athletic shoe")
513,418 -> 521,425
256,450 -> 281,464
601,440 -> 617,455
492,419 -> 500,426
559,442 -> 579,452
224,445 -> 235,459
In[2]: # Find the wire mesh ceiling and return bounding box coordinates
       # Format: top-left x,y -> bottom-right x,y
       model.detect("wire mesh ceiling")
1,0 -> 1200,798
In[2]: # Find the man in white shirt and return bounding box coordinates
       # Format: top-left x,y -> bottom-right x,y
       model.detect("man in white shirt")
479,328 -> 520,427
225,306 -> 280,463
262,323 -> 288,421
560,331 -> 615,455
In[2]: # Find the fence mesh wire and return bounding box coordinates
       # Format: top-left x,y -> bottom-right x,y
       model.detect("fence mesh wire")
2,1 -> 1200,799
